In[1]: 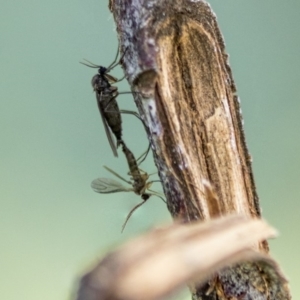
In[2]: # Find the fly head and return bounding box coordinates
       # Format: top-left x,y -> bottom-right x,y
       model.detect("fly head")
141,193 -> 151,201
99,66 -> 107,76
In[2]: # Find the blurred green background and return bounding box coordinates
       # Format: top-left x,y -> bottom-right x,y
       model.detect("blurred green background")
1,1 -> 299,299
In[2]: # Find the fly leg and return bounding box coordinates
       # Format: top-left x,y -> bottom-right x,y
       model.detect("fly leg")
106,46 -> 128,72
121,197 -> 148,232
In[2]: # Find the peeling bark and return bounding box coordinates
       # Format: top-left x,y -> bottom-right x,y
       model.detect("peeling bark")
107,0 -> 291,299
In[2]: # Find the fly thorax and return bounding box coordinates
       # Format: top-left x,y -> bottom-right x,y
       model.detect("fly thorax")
91,74 -> 100,88
91,74 -> 110,91
133,178 -> 146,194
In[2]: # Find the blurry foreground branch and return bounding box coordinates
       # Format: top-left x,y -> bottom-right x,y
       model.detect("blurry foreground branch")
77,216 -> 288,300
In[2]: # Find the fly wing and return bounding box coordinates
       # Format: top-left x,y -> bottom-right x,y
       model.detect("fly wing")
95,92 -> 118,157
91,178 -> 131,193
105,73 -> 118,83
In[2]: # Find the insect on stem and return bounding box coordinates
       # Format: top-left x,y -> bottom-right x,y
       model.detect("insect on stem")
91,141 -> 165,231
81,46 -> 128,157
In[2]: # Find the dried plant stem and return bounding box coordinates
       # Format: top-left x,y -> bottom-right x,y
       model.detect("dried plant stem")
108,0 -> 291,299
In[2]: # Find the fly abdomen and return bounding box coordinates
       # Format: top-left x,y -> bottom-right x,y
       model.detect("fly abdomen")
99,87 -> 123,145
120,141 -> 147,194
121,141 -> 140,175
91,72 -> 123,156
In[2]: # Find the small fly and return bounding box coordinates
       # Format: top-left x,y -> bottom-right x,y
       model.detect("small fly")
120,141 -> 151,196
91,142 -> 165,231
81,46 -> 127,157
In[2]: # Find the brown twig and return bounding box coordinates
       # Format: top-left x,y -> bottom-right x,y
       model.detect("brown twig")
106,0 -> 291,299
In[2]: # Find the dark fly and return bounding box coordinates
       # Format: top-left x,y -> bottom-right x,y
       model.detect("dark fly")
91,141 -> 165,231
81,47 -> 126,157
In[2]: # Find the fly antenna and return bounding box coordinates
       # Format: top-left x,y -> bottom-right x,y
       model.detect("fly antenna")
80,59 -> 101,68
